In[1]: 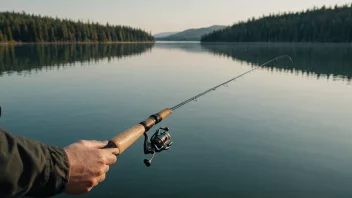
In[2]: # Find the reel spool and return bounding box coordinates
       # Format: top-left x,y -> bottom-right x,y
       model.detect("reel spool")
143,127 -> 173,167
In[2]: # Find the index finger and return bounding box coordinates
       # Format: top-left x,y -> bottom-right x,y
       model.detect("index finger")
103,153 -> 118,165
103,148 -> 120,155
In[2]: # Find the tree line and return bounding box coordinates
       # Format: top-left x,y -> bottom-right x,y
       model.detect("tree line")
201,4 -> 352,43
0,11 -> 154,43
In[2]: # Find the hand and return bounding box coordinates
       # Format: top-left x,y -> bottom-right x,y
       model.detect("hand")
63,140 -> 119,195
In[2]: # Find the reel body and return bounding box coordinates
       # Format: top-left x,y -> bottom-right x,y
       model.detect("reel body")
143,127 -> 173,167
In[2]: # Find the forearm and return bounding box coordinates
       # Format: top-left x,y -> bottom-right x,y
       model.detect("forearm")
0,129 -> 69,198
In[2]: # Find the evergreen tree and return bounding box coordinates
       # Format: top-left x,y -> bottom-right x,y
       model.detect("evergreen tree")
201,4 -> 352,43
43,24 -> 49,41
49,27 -> 56,42
0,11 -> 154,43
0,30 -> 3,41
6,27 -> 13,41
21,24 -> 29,42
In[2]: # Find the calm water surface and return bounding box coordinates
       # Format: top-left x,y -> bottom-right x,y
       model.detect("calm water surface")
0,43 -> 351,198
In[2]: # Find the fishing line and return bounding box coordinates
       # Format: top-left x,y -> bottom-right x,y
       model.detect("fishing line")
171,55 -> 293,111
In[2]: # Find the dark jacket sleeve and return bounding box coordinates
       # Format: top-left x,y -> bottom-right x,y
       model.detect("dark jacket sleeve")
0,129 -> 70,198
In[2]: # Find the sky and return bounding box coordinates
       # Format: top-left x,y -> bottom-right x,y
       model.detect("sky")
0,0 -> 349,34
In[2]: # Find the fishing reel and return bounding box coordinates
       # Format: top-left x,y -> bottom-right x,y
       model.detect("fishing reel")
143,127 -> 173,167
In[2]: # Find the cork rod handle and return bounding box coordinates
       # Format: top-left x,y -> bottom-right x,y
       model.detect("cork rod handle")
108,108 -> 172,154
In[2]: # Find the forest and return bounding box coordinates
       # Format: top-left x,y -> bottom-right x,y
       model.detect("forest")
201,4 -> 352,43
0,11 -> 154,43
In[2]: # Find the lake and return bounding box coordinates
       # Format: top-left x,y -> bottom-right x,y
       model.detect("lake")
0,42 -> 352,198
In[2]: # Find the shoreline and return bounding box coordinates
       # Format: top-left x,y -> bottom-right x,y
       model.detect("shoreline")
1,41 -> 351,46
0,41 -> 156,45
199,41 -> 352,46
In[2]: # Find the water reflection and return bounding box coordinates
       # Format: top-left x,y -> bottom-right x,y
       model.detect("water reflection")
0,43 -> 154,76
1,43 -> 351,82
155,42 -> 204,54
201,43 -> 352,81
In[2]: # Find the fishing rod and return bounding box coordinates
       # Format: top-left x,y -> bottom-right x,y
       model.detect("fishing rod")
104,55 -> 293,167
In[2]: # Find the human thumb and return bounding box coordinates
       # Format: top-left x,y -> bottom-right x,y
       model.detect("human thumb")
84,140 -> 109,148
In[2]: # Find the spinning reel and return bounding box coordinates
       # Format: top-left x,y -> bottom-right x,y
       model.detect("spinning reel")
143,127 -> 173,167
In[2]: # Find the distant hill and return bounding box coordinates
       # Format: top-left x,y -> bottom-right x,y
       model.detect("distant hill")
157,25 -> 226,41
201,5 -> 352,43
153,32 -> 179,38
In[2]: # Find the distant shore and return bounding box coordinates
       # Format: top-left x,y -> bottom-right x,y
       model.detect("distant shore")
2,41 -> 351,46
200,41 -> 352,44
0,41 -> 155,45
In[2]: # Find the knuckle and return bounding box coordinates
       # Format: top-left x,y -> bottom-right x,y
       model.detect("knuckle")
98,155 -> 105,164
114,148 -> 120,155
87,179 -> 95,187
84,188 -> 90,193
100,174 -> 106,182
112,156 -> 117,163
97,168 -> 104,176
98,151 -> 106,163
78,140 -> 87,145
85,187 -> 93,193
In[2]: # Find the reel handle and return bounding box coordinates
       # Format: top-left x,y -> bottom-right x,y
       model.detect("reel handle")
143,159 -> 152,167
143,152 -> 155,167
104,108 -> 172,154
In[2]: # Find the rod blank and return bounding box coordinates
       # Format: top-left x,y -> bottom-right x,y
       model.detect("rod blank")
171,55 -> 293,111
